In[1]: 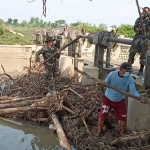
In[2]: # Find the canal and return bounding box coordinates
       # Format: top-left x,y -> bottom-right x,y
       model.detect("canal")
0,119 -> 60,150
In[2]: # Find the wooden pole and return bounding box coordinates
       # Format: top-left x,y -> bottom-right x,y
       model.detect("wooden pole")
0,106 -> 35,115
52,114 -> 71,150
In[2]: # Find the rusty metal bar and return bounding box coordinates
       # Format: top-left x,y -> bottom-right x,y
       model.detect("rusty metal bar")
107,37 -> 132,45
79,34 -> 133,45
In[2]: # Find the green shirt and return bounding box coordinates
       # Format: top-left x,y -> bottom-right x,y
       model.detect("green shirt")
134,16 -> 150,35
36,46 -> 60,64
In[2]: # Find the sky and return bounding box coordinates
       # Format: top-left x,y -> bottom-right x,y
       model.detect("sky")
0,0 -> 149,27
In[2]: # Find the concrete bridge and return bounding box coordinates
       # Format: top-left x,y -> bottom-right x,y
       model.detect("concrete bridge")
0,39 -> 149,132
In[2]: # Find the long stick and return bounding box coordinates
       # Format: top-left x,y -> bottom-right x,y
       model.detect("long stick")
111,132 -> 150,145
74,67 -> 150,105
68,87 -> 84,99
1,64 -> 13,80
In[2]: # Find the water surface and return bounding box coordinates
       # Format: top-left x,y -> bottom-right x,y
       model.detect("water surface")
0,119 -> 60,150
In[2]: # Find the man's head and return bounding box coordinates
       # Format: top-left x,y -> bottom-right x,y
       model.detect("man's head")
119,62 -> 132,77
45,37 -> 55,47
143,7 -> 150,13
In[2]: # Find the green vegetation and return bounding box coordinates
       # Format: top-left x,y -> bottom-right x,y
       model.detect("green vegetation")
0,17 -> 135,45
117,24 -> 135,38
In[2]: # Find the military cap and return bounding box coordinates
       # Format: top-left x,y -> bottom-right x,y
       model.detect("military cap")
45,36 -> 55,42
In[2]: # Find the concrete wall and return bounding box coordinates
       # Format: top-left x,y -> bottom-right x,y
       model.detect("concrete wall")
0,45 -> 44,73
127,77 -> 150,131
81,65 -> 99,85
0,45 -> 34,73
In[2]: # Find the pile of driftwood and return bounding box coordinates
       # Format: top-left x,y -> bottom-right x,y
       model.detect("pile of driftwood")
0,62 -> 150,150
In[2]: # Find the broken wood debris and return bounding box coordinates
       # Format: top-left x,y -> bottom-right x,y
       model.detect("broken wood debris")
0,61 -> 150,150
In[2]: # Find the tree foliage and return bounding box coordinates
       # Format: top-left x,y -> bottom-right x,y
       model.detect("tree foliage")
70,21 -> 106,33
0,17 -> 136,45
117,24 -> 135,38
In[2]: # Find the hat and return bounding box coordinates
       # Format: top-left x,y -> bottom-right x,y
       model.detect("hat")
120,62 -> 132,72
45,37 -> 55,42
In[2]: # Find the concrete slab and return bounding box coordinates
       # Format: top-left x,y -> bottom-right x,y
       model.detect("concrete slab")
59,55 -> 74,77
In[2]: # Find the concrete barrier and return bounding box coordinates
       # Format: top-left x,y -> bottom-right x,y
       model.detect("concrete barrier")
74,57 -> 84,82
81,65 -> 99,85
0,45 -> 35,73
59,55 -> 74,77
126,76 -> 150,131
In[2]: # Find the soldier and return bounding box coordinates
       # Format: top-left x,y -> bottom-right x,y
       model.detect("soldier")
35,36 -> 61,79
128,7 -> 150,75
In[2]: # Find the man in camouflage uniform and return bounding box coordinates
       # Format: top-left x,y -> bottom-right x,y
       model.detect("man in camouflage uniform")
128,7 -> 150,75
35,36 -> 61,79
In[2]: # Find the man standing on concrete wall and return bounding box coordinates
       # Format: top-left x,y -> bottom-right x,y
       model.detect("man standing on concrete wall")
97,62 -> 145,136
35,36 -> 61,79
128,7 -> 150,75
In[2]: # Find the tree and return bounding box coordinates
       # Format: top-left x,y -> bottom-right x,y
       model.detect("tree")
29,17 -> 35,24
20,20 -> 28,27
117,24 -> 135,38
35,17 -> 40,25
7,18 -> 13,24
13,19 -> 18,25
51,22 -> 59,28
55,20 -> 66,25
98,23 -> 107,30
0,20 -> 3,36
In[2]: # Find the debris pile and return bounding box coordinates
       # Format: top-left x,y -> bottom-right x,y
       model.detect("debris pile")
0,62 -> 150,150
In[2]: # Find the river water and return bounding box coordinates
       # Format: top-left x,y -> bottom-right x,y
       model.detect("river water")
0,119 -> 61,150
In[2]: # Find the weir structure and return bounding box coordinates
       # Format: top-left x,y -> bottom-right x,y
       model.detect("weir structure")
71,31 -> 150,131
79,31 -> 150,90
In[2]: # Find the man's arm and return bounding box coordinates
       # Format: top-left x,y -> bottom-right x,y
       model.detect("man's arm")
129,77 -> 147,103
99,72 -> 112,86
129,77 -> 141,97
134,18 -> 141,33
35,48 -> 43,62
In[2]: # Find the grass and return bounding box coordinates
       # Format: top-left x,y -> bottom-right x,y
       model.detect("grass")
0,25 -> 37,45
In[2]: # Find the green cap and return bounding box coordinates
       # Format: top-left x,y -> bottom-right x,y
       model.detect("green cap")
45,36 -> 55,42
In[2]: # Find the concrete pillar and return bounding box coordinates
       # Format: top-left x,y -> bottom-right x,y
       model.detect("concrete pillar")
144,46 -> 150,89
59,55 -> 74,77
127,78 -> 150,131
81,65 -> 99,85
127,97 -> 150,131
74,57 -> 84,82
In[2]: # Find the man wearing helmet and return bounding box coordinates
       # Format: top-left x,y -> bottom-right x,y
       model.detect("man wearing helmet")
35,36 -> 61,79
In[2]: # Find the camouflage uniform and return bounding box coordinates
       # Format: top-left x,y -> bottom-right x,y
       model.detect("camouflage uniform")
36,45 -> 60,78
128,12 -> 150,74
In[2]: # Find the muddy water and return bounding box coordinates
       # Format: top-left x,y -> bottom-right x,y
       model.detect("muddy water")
0,119 -> 61,150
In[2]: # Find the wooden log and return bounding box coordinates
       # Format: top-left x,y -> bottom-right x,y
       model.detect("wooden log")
111,132 -> 150,145
31,118 -> 48,122
0,106 -> 35,115
0,98 -> 47,109
74,67 -> 150,105
68,87 -> 84,99
62,105 -> 75,115
52,114 -> 71,150
0,117 -> 23,126
0,96 -> 43,104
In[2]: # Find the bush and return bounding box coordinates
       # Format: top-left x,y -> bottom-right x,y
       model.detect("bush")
117,24 -> 135,38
